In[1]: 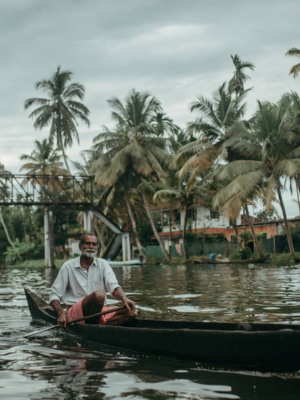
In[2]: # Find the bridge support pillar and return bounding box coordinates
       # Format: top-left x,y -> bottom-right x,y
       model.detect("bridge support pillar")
122,233 -> 131,261
44,207 -> 54,268
83,210 -> 93,232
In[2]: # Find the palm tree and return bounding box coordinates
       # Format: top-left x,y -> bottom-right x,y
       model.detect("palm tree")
105,176 -> 148,261
92,90 -> 172,261
150,111 -> 179,137
20,139 -> 66,175
20,139 -> 68,190
154,175 -> 212,261
228,54 -> 255,97
24,67 -> 90,172
286,47 -> 300,78
93,134 -> 172,261
213,100 -> 300,262
20,139 -> 68,207
213,184 -> 265,258
280,91 -> 300,207
175,83 -> 247,183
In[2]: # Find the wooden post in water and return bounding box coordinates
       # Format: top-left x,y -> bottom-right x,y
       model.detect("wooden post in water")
44,207 -> 55,268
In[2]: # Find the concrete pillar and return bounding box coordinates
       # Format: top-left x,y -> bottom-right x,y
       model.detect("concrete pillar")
83,210 -> 93,232
122,233 -> 131,261
44,207 -> 54,268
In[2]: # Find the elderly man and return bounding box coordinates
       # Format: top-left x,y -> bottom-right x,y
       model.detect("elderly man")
50,232 -> 137,328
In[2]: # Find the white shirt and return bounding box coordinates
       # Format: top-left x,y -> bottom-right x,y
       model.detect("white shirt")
49,256 -> 120,306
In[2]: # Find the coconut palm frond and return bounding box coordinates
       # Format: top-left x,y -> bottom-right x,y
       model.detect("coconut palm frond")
274,159 -> 300,178
286,47 -> 300,57
25,66 -> 90,172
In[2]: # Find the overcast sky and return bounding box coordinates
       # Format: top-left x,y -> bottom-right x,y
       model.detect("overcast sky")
0,0 -> 299,216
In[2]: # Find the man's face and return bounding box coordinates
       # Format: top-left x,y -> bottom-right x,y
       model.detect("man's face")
80,235 -> 98,258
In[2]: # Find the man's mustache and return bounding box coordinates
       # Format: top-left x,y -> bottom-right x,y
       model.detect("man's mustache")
82,249 -> 97,257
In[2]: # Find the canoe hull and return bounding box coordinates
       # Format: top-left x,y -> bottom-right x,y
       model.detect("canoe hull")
24,287 -> 300,372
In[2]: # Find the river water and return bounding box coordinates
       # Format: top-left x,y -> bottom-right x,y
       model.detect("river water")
1,263 -> 300,399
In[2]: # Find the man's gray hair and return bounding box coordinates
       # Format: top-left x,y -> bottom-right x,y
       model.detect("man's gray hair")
79,232 -> 99,247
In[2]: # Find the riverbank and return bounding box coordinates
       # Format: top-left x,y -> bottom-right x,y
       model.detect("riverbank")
4,252 -> 300,269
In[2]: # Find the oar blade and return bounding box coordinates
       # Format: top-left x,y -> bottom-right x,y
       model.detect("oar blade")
24,324 -> 58,338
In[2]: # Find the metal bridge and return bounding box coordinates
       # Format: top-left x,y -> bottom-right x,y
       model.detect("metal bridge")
0,174 -> 130,267
0,174 -> 94,206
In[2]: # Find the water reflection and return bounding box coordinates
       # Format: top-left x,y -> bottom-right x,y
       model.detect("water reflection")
1,263 -> 300,399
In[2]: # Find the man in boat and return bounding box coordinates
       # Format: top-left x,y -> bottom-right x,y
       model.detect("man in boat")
49,232 -> 137,328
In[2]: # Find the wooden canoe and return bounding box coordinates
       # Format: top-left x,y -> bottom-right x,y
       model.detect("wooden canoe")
24,287 -> 300,372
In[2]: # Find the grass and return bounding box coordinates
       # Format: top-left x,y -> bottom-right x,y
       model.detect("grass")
269,252 -> 300,266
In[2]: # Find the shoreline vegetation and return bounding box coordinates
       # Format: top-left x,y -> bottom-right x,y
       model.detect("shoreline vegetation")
4,253 -> 300,269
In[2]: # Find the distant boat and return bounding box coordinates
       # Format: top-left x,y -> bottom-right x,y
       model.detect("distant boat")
189,254 -> 270,265
106,259 -> 144,266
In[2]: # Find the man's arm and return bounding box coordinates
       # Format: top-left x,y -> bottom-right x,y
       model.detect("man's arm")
50,299 -> 68,328
112,287 -> 136,312
49,265 -> 69,328
101,260 -> 136,312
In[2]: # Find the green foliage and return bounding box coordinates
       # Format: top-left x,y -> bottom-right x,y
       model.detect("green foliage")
5,240 -> 36,264
136,214 -> 157,246
186,233 -> 226,243
20,139 -> 66,176
238,246 -> 252,259
272,253 -> 295,265
230,251 -> 242,260
206,234 -> 227,243
53,208 -> 80,247
289,224 -> 300,244
256,232 -> 267,242
255,210 -> 278,221
239,230 -> 252,245
0,209 -> 15,259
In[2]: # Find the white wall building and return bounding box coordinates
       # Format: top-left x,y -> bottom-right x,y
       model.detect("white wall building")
158,204 -> 241,249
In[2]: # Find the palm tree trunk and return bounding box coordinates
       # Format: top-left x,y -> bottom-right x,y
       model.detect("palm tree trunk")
245,205 -> 264,258
0,208 -> 21,261
61,146 -> 71,174
233,220 -> 241,248
124,190 -> 147,260
182,205 -> 188,260
141,190 -> 171,262
296,180 -> 300,214
57,115 -> 71,174
277,187 -> 299,262
168,208 -> 172,257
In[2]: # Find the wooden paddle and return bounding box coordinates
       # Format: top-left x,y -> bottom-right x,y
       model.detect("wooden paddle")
24,305 -> 127,338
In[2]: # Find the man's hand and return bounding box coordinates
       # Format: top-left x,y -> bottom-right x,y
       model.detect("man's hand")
122,297 -> 136,312
57,309 -> 68,329
50,299 -> 68,329
112,287 -> 137,315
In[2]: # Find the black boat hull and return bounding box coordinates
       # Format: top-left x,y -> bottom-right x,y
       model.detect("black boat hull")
24,287 -> 300,372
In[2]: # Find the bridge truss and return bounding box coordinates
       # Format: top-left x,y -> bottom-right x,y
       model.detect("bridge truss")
0,174 -> 130,267
0,174 -> 94,206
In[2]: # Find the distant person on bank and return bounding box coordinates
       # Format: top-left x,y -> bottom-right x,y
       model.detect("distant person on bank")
49,233 -> 137,328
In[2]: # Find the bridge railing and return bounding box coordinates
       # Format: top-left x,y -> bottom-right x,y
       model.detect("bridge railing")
0,174 -> 94,206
